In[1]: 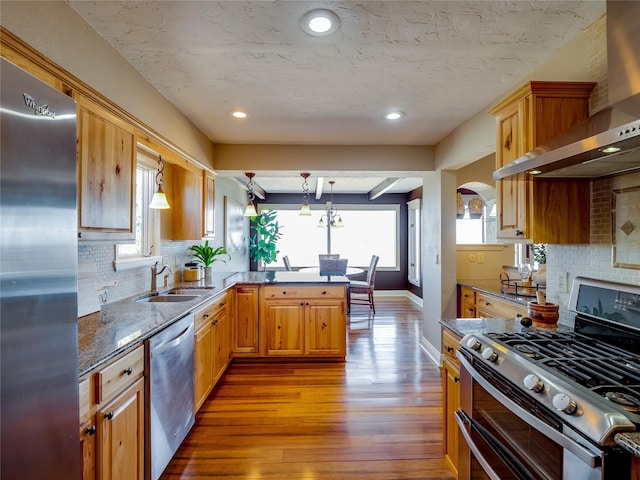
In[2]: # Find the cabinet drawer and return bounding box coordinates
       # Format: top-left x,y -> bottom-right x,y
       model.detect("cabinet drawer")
195,293 -> 227,331
95,345 -> 144,404
460,286 -> 476,305
263,285 -> 344,299
442,328 -> 461,365
476,293 -> 527,319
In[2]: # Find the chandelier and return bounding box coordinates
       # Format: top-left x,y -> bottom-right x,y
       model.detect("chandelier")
317,181 -> 344,228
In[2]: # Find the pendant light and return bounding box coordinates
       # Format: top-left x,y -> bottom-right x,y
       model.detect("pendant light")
299,173 -> 312,216
149,156 -> 170,209
243,172 -> 258,217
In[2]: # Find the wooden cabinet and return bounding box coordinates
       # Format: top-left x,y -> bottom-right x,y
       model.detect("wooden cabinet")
161,163 -> 204,240
97,377 -> 145,480
76,94 -> 136,242
234,285 -> 260,355
79,345 -> 145,480
194,292 -> 229,412
475,292 -> 527,319
261,285 -> 346,358
489,81 -> 595,243
203,172 -> 216,238
458,286 -> 476,318
441,328 -> 461,478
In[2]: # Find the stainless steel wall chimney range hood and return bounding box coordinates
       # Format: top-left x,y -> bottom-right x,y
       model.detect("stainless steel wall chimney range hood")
494,0 -> 640,181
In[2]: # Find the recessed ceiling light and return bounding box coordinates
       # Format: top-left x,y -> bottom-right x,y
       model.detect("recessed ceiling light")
232,111 -> 248,119
528,169 -> 542,175
301,9 -> 340,36
385,111 -> 405,120
600,146 -> 621,154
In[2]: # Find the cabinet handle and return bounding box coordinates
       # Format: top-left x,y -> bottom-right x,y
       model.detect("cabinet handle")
282,291 -> 287,295
77,232 -> 82,239
485,302 -> 491,306
203,313 -> 210,318
306,302 -> 309,306
104,411 -> 114,420
515,229 -> 524,236
454,377 -> 460,383
322,291 -> 327,295
123,367 -> 133,375
300,302 -> 304,306
446,346 -> 454,353
85,425 -> 96,436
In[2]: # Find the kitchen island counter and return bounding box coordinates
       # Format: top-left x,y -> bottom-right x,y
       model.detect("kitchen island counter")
78,271 -> 349,376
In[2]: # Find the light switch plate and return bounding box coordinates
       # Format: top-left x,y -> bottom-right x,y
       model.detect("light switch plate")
558,272 -> 568,293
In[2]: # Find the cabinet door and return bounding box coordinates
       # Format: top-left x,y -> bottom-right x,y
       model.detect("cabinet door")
77,95 -> 135,241
212,309 -> 230,383
203,172 -> 215,238
97,377 -> 144,480
495,100 -> 529,240
442,357 -> 460,477
305,301 -> 346,356
234,286 -> 260,354
79,419 -> 97,480
194,323 -> 213,412
263,301 -> 305,356
166,165 -> 204,240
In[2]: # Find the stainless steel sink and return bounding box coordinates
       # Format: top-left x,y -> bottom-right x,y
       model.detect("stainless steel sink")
163,288 -> 214,295
135,294 -> 200,303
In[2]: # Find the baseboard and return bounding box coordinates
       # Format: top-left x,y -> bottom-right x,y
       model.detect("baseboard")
373,290 -> 423,308
420,337 -> 441,367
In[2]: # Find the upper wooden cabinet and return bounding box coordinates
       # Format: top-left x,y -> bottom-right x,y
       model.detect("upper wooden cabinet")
489,81 -> 595,243
77,95 -> 136,241
203,172 -> 216,238
161,163 -> 204,241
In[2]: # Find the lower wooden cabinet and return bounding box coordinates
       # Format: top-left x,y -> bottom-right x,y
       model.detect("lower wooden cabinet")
194,292 -> 230,412
457,284 -> 527,320
441,328 -> 461,478
97,377 -> 145,480
458,286 -> 476,318
234,285 -> 260,355
79,345 -> 145,480
261,285 -> 346,358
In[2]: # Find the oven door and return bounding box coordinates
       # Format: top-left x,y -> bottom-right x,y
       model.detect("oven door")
456,351 -> 604,480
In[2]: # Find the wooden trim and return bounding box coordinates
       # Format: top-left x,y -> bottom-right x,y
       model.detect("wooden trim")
1,27 -> 212,172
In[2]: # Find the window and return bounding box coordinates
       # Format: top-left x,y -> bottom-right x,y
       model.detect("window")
407,199 -> 421,286
115,150 -> 161,267
263,204 -> 399,269
456,196 -> 497,244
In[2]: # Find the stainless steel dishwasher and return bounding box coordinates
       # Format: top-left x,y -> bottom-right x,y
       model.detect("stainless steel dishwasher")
146,313 -> 195,480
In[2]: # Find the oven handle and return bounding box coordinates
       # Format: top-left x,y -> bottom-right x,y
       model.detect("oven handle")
453,410 -> 533,480
457,352 -> 602,468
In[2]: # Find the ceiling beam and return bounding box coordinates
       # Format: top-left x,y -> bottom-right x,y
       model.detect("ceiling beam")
369,177 -> 401,200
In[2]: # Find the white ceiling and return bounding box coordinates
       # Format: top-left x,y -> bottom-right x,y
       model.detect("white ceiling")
68,1 -> 605,194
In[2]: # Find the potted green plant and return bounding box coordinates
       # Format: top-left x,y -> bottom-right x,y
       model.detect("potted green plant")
249,210 -> 282,270
189,240 -> 231,278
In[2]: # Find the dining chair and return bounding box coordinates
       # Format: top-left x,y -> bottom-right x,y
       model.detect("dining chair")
282,256 -> 292,271
319,258 -> 348,275
318,254 -> 340,261
348,255 -> 380,313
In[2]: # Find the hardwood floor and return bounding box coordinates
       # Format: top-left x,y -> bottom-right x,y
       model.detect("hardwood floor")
161,296 -> 454,479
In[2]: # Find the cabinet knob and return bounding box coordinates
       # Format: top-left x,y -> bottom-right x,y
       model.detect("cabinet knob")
300,302 -> 304,306
85,425 -> 96,436
446,346 -> 454,353
453,377 -> 460,383
77,232 -> 82,239
322,291 -> 327,295
123,367 -> 133,375
104,411 -> 114,420
282,291 -> 287,295
515,229 -> 524,236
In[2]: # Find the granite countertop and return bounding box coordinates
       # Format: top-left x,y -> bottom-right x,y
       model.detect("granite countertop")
78,271 -> 350,377
457,278 -> 541,306
439,317 -> 572,338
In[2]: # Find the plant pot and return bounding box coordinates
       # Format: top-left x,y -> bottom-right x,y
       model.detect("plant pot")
527,301 -> 559,328
204,266 -> 214,279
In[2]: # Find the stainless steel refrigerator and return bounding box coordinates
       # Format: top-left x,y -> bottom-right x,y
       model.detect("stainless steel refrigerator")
1,57 -> 80,479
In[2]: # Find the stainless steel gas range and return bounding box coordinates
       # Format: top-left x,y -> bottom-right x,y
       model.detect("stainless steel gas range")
455,277 -> 640,480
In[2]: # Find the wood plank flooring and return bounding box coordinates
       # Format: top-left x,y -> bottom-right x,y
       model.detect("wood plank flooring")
161,296 -> 454,480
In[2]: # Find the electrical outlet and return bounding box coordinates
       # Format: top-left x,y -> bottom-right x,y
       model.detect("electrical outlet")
558,272 -> 568,293
477,253 -> 485,263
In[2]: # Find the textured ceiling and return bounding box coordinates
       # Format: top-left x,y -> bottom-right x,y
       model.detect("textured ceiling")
68,0 -> 605,193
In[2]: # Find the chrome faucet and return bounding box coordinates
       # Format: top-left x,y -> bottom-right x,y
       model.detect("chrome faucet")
151,261 -> 172,293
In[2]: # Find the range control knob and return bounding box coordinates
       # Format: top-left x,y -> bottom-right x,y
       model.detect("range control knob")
523,374 -> 544,393
481,347 -> 498,362
466,336 -> 481,351
553,393 -> 578,415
